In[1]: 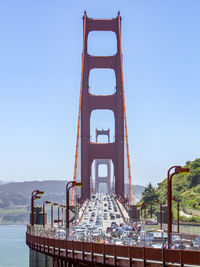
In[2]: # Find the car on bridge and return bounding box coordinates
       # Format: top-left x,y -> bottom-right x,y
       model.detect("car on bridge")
55,229 -> 66,239
190,236 -> 200,250
110,213 -> 115,220
145,219 -> 158,225
91,229 -> 101,238
112,238 -> 123,245
111,222 -> 118,228
122,237 -> 137,246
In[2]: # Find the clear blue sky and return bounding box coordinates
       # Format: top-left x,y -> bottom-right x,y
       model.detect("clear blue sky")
0,0 -> 199,187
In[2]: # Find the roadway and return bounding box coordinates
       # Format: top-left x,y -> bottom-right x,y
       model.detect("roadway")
74,193 -> 199,249
79,193 -> 125,236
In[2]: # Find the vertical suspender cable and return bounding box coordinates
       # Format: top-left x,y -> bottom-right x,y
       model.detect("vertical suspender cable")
71,13 -> 87,205
117,14 -> 134,205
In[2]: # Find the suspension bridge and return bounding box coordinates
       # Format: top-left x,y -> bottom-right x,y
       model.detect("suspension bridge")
26,12 -> 200,267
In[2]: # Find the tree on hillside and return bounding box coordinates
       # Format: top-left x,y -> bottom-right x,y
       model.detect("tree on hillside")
188,159 -> 200,188
142,183 -> 158,203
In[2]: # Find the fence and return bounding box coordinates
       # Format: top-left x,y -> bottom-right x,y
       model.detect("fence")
26,230 -> 200,266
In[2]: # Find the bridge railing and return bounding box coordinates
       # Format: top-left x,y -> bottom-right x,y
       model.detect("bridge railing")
27,223 -> 200,247
27,224 -> 200,250
26,230 -> 200,266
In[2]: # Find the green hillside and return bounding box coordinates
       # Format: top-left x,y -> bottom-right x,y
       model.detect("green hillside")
139,158 -> 200,223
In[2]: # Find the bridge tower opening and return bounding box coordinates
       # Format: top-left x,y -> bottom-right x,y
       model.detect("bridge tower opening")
94,129 -> 112,194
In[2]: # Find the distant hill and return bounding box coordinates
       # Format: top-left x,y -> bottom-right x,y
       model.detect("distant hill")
0,180 -> 69,197
0,180 -> 144,224
0,180 -> 144,201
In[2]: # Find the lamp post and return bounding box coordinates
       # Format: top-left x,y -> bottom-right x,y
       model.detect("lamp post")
136,204 -> 143,218
172,197 -> 180,233
60,205 -> 66,226
51,203 -> 58,228
58,205 -> 60,223
66,181 -> 82,231
43,201 -> 51,228
145,202 -> 153,218
143,203 -> 146,219
154,200 -> 162,230
31,190 -> 44,226
167,166 -> 189,247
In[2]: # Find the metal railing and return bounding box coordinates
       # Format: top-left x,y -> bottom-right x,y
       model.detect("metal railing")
27,227 -> 200,266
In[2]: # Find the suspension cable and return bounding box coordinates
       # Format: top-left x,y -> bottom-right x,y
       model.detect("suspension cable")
117,14 -> 134,205
71,13 -> 87,205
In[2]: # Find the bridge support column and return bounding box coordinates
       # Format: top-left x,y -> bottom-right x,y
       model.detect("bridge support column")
29,207 -> 53,267
30,249 -> 53,267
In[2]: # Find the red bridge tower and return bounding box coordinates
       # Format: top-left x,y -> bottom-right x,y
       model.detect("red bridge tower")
80,12 -> 125,201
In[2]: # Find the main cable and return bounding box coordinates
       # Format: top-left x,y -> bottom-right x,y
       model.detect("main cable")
71,12 -> 87,205
117,14 -> 134,205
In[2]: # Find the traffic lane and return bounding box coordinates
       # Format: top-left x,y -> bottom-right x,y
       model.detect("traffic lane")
101,198 -> 124,234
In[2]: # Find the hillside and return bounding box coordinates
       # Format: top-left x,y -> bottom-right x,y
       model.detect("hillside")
0,180 -> 69,197
0,180 -> 144,224
0,180 -> 70,224
139,158 -> 200,222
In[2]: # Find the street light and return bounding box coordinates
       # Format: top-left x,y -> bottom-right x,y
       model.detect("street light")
58,204 -> 60,224
145,202 -> 153,218
31,190 -> 44,226
51,203 -> 58,228
43,201 -> 51,228
57,204 -> 66,226
60,205 -> 66,226
66,181 -> 82,231
154,200 -> 162,230
143,203 -> 146,218
167,166 -> 189,247
136,204 -> 143,218
172,197 -> 180,233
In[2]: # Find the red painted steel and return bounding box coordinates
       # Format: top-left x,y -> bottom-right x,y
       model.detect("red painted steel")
26,232 -> 200,266
164,249 -> 181,263
181,250 -> 200,265
71,12 -> 87,205
117,13 -> 134,206
115,245 -> 129,257
72,12 -> 134,204
167,166 -> 189,247
144,248 -> 163,261
80,12 -> 125,202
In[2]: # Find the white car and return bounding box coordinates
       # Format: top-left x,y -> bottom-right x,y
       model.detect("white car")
91,229 -> 100,237
55,229 -> 66,239
113,238 -> 122,245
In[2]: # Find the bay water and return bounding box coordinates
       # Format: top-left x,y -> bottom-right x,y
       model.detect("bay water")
0,225 -> 29,267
